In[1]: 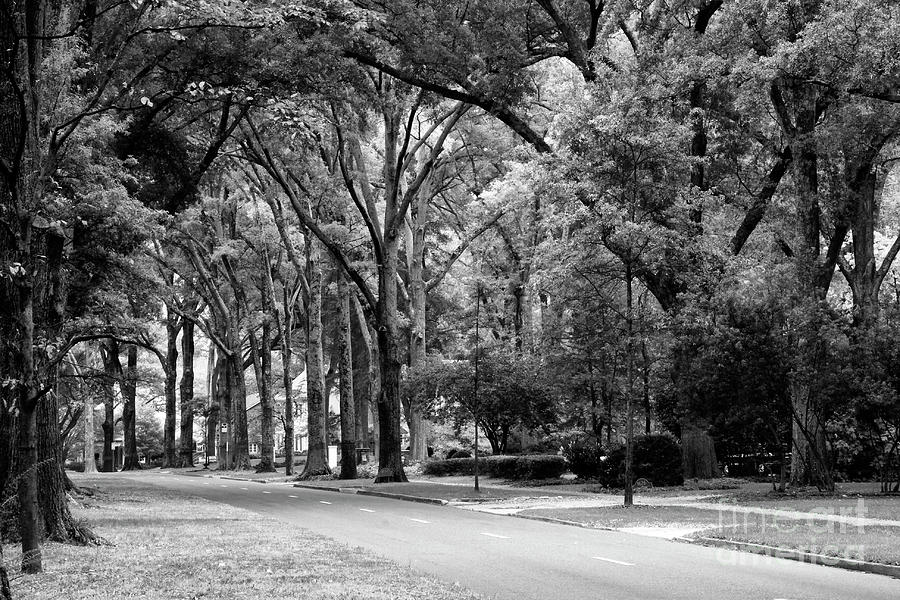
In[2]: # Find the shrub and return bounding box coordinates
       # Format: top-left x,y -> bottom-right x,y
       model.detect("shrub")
562,435 -> 605,479
422,454 -> 567,480
600,434 -> 683,487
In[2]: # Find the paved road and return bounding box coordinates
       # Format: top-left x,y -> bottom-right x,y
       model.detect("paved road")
132,474 -> 897,600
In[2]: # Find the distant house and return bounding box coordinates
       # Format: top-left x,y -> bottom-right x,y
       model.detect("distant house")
243,371 -> 376,461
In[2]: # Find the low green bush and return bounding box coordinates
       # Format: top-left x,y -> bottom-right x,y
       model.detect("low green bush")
422,454 -> 567,480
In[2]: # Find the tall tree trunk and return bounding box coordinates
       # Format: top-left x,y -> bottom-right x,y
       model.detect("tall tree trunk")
281,283 -> 295,476
337,270 -> 357,479
352,295 -> 373,461
250,301 -> 275,472
82,385 -> 96,473
100,341 -> 118,472
786,82 -> 834,492
162,310 -> 179,467
17,398 -> 41,573
300,237 -> 330,477
205,345 -> 219,468
226,342 -> 251,470
121,345 -> 140,471
215,353 -> 230,469
36,381 -> 88,542
374,231 -> 408,483
178,320 -> 195,467
406,195 -> 429,461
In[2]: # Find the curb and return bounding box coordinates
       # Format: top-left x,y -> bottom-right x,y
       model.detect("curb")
292,483 -> 448,505
215,476 -> 268,484
357,490 -> 449,506
686,536 -> 900,579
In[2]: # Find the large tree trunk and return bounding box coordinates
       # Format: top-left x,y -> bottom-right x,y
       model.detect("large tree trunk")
205,345 -> 219,468
36,382 -> 89,542
121,345 -> 140,470
351,296 -> 373,460
374,231 -> 408,483
214,353 -> 230,469
250,304 -> 275,472
99,341 -> 118,472
786,82 -> 834,492
16,398 -> 41,573
177,320 -> 195,467
405,194 -> 430,462
226,343 -> 251,470
300,238 -> 330,478
337,270 -> 357,479
281,283 -> 296,476
82,382 -> 96,473
162,309 -> 179,467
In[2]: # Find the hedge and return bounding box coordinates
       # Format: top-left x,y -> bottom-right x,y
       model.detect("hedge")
422,454 -> 567,480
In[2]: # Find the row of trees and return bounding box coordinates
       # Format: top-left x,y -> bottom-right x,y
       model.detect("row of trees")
4,1 -> 900,595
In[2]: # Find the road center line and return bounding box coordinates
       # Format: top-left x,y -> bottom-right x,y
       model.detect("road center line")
359,508 -> 375,513
408,518 -> 430,524
319,501 -> 332,505
480,532 -> 510,539
592,556 -> 635,566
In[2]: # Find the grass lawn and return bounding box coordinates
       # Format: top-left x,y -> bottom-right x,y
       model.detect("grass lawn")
703,518 -> 900,566
523,503 -> 900,566
712,495 -> 900,521
4,476 -> 483,600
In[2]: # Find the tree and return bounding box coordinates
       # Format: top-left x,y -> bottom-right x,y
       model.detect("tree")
409,351 -> 556,454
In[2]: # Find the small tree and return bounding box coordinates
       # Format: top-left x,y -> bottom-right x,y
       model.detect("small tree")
407,352 -> 557,454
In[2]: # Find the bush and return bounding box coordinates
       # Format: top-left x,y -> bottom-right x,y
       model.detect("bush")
422,454 -> 567,480
562,435 -> 605,480
600,434 -> 683,487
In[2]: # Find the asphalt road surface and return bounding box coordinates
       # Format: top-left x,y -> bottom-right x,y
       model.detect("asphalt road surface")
129,473 -> 898,600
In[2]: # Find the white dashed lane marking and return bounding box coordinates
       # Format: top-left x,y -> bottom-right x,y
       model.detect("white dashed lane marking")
319,501 -> 332,505
289,495 -> 298,498
592,556 -> 635,566
219,485 -> 228,488
480,533 -> 510,539
240,487 -> 248,490
262,491 -> 271,494
408,518 -> 430,524
359,508 -> 375,513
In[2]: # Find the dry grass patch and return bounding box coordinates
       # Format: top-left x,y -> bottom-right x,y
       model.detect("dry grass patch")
4,477 -> 483,600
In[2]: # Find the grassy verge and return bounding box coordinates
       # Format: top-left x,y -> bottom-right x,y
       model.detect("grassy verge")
4,476 -> 483,600
522,503 -> 900,565
710,495 -> 900,521
702,517 -> 900,566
